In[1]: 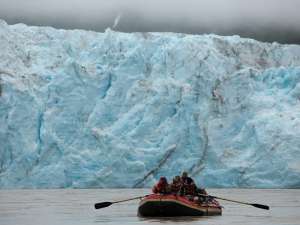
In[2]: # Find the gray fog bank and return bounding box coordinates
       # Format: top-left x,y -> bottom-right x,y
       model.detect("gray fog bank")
0,0 -> 300,44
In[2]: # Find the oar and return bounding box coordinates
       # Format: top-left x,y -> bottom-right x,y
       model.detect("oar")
198,194 -> 270,210
94,195 -> 148,209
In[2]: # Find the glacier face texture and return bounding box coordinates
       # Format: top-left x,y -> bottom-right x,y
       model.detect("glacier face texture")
0,20 -> 300,188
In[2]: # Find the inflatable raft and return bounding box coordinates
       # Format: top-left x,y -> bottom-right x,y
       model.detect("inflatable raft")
138,194 -> 222,217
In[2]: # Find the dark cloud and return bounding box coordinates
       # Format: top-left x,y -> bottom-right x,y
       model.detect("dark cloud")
0,0 -> 300,44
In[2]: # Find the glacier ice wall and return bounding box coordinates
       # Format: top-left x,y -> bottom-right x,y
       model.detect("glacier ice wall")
0,20 -> 300,188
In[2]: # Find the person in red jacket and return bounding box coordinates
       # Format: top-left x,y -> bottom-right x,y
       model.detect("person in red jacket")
152,177 -> 170,194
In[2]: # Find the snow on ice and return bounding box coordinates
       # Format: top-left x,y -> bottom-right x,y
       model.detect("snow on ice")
0,20 -> 300,188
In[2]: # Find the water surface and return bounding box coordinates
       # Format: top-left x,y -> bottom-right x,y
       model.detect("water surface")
0,189 -> 299,225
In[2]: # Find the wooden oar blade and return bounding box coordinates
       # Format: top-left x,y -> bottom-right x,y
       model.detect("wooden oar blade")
251,203 -> 270,210
94,201 -> 113,209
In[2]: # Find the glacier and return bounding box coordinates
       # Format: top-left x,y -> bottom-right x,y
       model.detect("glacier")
0,19 -> 300,188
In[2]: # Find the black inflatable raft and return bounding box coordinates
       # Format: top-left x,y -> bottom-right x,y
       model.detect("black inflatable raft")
138,194 -> 222,217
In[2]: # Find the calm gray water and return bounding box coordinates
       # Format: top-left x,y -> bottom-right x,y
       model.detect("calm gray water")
0,189 -> 299,225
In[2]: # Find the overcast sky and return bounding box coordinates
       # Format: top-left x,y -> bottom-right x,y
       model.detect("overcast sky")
1,0 -> 300,43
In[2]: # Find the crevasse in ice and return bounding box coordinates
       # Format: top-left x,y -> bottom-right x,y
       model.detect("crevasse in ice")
0,20 -> 300,188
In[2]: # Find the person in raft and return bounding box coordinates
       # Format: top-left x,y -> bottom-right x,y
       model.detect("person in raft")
180,171 -> 197,196
152,173 -> 207,197
180,171 -> 208,196
170,175 -> 182,194
152,177 -> 170,194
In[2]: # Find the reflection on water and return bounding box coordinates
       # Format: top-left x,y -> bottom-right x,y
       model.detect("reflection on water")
138,216 -> 214,223
0,189 -> 299,225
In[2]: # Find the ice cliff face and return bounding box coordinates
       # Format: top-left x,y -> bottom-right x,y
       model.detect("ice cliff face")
0,20 -> 300,188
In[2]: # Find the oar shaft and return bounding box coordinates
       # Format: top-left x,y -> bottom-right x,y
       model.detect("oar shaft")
198,194 -> 250,205
198,194 -> 269,210
210,196 -> 251,205
113,195 -> 147,204
95,195 -> 148,209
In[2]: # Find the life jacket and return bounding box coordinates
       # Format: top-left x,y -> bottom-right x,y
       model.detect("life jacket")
181,177 -> 197,195
183,183 -> 196,195
182,176 -> 194,185
170,182 -> 181,193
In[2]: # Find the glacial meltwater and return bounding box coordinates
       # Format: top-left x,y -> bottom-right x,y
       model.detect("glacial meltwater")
0,189 -> 299,225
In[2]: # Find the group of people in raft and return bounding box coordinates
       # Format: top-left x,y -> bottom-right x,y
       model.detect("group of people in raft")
152,171 -> 209,203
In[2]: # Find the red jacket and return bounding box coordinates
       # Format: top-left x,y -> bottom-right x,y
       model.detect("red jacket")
152,178 -> 169,194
